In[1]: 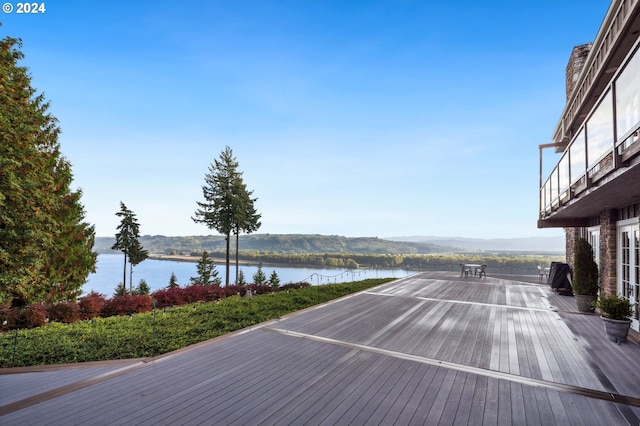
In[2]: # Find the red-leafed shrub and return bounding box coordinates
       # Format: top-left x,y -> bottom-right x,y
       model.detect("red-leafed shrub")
78,292 -> 106,320
251,285 -> 274,295
181,285 -> 210,304
48,301 -> 81,323
153,285 -> 231,308
0,306 -> 20,331
102,295 -> 153,317
20,305 -> 47,329
224,285 -> 241,298
152,287 -> 185,309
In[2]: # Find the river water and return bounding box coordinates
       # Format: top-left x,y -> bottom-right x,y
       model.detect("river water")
83,254 -> 417,296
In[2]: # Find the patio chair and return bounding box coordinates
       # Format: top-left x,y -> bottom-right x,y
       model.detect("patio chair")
476,264 -> 487,278
460,263 -> 472,277
537,265 -> 546,283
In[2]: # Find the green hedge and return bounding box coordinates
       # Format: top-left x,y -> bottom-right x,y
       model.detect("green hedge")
0,279 -> 392,368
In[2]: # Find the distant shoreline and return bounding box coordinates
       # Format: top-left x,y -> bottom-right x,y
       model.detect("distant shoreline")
149,254 -> 246,264
148,254 -> 275,267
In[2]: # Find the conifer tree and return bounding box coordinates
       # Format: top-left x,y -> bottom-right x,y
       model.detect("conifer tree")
167,272 -> 179,289
128,239 -> 148,293
232,176 -> 261,284
113,283 -> 126,297
268,270 -> 280,289
253,262 -> 266,285
0,33 -> 96,305
134,279 -> 150,295
237,269 -> 246,285
190,250 -> 221,285
194,146 -> 260,286
111,202 -> 146,293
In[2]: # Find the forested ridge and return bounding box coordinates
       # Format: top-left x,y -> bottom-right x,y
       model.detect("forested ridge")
94,234 -> 450,256
94,235 -> 563,274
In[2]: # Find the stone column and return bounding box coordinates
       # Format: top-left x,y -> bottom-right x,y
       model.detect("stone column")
564,227 -> 581,270
600,209 -> 618,296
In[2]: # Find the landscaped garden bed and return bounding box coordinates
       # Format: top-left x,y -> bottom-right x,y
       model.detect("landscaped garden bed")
0,278 -> 392,368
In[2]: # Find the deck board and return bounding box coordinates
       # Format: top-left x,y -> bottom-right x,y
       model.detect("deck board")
2,271 -> 640,425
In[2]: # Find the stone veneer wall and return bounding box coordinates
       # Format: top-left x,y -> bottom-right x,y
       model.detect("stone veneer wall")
599,209 -> 618,296
564,228 -> 581,270
565,43 -> 593,101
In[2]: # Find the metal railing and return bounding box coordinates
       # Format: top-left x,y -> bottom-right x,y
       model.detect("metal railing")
540,124 -> 640,219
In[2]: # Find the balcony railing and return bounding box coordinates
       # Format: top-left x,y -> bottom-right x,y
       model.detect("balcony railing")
540,124 -> 640,220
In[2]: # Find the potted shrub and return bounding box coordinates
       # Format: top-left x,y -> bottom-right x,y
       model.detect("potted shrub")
594,295 -> 632,342
572,238 -> 599,313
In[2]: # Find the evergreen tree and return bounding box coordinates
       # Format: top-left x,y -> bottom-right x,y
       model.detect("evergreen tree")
268,270 -> 280,289
237,269 -> 246,285
193,146 -> 239,286
253,262 -> 266,285
113,283 -> 126,297
134,279 -> 150,295
111,202 -> 146,292
167,272 -> 179,289
232,176 -> 261,285
128,239 -> 148,293
0,34 -> 96,305
190,251 -> 221,285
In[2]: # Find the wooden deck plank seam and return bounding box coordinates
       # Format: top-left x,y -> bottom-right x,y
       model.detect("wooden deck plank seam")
0,361 -> 147,417
262,327 -> 640,409
364,290 -> 554,313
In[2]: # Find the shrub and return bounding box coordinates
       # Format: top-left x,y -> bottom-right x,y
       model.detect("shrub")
224,285 -> 241,298
78,292 -> 106,320
0,278 -> 393,367
280,282 -> 311,291
0,306 -> 20,331
20,305 -> 47,329
573,238 -> 599,296
152,287 -> 185,308
48,302 -> 81,323
102,295 -> 153,317
252,285 -> 274,295
594,295 -> 632,320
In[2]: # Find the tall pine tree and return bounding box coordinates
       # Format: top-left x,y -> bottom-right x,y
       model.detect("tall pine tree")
193,146 -> 239,286
111,202 -> 146,293
232,174 -> 261,284
193,147 -> 261,286
0,34 -> 96,305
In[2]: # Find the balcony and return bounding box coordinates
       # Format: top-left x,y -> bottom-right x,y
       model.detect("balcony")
539,0 -> 640,228
539,124 -> 640,228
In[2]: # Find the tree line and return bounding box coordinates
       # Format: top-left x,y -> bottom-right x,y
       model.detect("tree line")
165,251 -> 562,275
1,31 -> 261,306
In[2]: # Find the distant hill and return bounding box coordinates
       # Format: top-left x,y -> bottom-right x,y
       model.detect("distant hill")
94,234 -> 453,255
385,235 -> 565,253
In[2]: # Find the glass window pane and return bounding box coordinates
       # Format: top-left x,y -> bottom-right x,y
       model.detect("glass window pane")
570,128 -> 586,183
616,47 -> 640,139
587,90 -> 613,168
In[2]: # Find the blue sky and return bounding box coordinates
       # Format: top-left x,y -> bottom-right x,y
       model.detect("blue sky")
1,1 -> 610,239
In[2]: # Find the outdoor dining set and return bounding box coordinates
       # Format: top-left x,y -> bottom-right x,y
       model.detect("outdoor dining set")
459,263 -> 487,278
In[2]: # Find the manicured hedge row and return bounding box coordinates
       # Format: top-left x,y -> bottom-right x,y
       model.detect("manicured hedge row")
0,283 -> 312,332
0,278 -> 393,368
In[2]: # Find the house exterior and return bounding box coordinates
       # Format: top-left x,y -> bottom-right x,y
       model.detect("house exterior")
538,0 -> 640,333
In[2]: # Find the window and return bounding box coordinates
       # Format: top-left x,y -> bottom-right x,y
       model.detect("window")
616,46 -> 640,140
570,128 -> 586,183
618,219 -> 640,331
586,90 -> 614,169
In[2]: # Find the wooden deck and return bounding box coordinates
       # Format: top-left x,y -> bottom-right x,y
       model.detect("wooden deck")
2,271 -> 640,425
